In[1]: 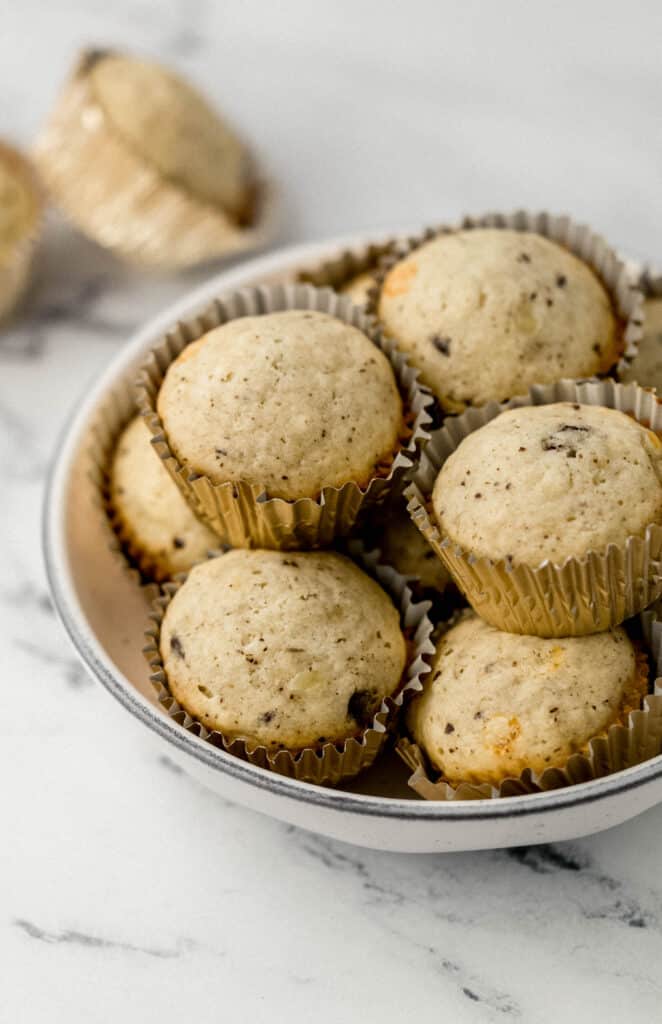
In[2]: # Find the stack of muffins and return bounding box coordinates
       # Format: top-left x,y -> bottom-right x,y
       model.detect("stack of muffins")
100,213 -> 662,797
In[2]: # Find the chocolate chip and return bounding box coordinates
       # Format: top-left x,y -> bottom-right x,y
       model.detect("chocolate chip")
259,710 -> 275,724
170,635 -> 185,660
215,447 -> 228,457
593,343 -> 601,354
556,274 -> 567,287
431,335 -> 452,356
347,689 -> 378,726
444,722 -> 455,734
172,537 -> 185,549
474,492 -> 482,499
518,253 -> 531,263
518,446 -> 527,452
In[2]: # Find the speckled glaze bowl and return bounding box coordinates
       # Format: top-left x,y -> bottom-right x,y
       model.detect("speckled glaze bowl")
43,234 -> 662,853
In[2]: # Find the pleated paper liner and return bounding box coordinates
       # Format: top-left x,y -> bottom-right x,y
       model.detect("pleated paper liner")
366,209 -> 645,383
618,265 -> 662,393
143,540 -> 435,786
405,379 -> 662,637
397,606 -> 662,801
136,282 -> 434,550
297,237 -> 405,307
86,383 -> 163,599
33,49 -> 278,270
0,140 -> 44,322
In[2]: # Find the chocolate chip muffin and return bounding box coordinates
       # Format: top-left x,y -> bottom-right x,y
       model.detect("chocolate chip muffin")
110,415 -> 218,580
378,228 -> 621,412
34,49 -> 265,268
620,298 -> 662,393
158,549 -> 407,750
407,611 -> 646,786
88,53 -> 252,220
157,310 -> 404,501
433,401 -> 662,565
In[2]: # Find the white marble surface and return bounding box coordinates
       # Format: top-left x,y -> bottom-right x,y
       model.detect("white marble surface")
2,2 -> 662,1021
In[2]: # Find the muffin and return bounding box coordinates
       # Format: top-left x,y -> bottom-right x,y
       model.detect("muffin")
34,49 -> 269,268
620,297 -> 662,392
432,401 -> 662,564
157,309 -> 403,501
109,415 -> 219,581
406,611 -> 647,787
298,241 -> 393,309
376,226 -> 624,412
406,380 -> 662,636
157,549 -> 407,750
139,285 -> 432,549
0,141 -> 41,321
88,53 -> 251,220
340,270 -> 376,308
378,502 -> 450,594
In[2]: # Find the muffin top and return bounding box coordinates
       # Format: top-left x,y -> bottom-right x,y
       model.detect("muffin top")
620,297 -> 662,393
378,229 -> 619,412
433,402 -> 662,565
407,612 -> 642,785
110,416 -> 218,579
157,310 -> 403,501
90,54 -> 250,218
0,147 -> 38,262
159,549 -> 407,749
380,504 -> 449,592
340,270 -> 376,308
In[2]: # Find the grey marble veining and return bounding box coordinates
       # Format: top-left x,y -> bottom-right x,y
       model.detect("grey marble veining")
2,1 -> 662,1021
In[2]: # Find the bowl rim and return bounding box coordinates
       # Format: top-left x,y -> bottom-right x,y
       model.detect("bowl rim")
43,231 -> 662,822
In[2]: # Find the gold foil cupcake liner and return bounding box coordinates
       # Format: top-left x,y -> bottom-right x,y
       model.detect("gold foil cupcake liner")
136,282 -> 434,550
143,540 -> 435,786
86,383 -> 162,598
397,606 -> 662,800
367,209 -> 645,380
33,49 -> 278,269
297,237 -> 405,307
0,140 -> 43,322
406,378 -> 662,637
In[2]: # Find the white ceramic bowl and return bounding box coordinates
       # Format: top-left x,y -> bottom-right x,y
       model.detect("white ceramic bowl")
43,235 -> 662,853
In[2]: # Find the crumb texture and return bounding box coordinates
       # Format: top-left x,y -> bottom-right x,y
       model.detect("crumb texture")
407,611 -> 641,785
433,402 -> 662,564
160,549 -> 406,749
378,228 -> 618,411
157,310 -> 403,500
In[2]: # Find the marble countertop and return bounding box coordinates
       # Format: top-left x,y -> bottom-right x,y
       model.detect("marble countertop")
3,2 -> 662,1021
